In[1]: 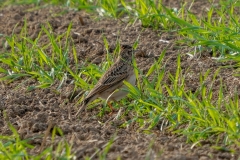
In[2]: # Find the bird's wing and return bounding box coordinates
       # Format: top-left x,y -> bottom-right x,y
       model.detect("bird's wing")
85,62 -> 129,99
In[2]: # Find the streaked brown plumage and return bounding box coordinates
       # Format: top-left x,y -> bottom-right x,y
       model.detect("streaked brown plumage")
75,44 -> 136,117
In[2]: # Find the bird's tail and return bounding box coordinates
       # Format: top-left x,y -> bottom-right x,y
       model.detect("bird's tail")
74,97 -> 91,117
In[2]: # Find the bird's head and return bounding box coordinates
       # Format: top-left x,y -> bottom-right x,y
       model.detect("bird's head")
119,44 -> 134,61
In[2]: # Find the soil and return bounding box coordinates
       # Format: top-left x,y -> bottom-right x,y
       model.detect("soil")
0,1 -> 240,160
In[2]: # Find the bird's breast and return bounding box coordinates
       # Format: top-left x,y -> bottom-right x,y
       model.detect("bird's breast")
127,73 -> 136,86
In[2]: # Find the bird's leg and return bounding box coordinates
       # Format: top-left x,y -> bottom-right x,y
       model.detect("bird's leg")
106,90 -> 119,114
107,101 -> 114,113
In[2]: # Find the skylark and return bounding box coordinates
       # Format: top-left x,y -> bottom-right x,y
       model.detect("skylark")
75,44 -> 136,117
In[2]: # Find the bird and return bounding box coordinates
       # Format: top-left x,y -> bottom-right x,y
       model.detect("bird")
75,44 -> 136,117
